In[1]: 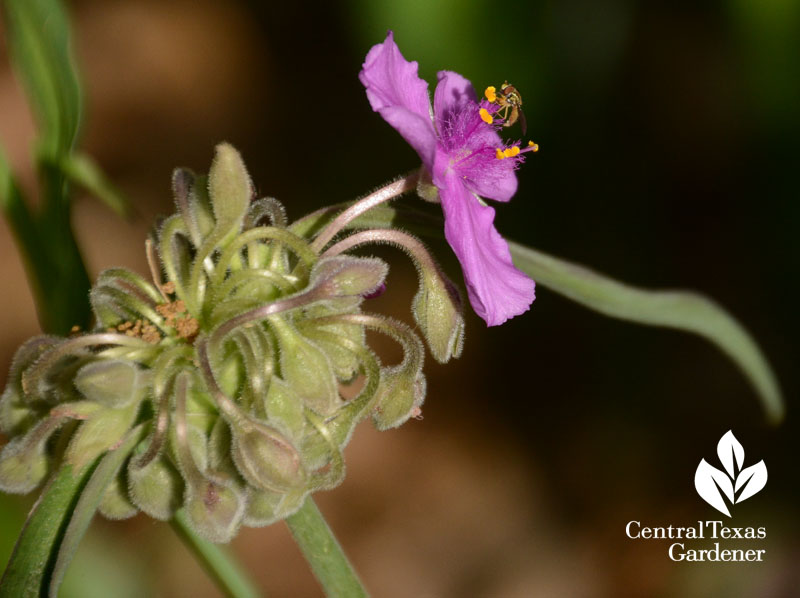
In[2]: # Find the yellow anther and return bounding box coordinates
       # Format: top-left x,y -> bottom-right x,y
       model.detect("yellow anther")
528,140 -> 539,152
479,108 -> 493,124
496,148 -> 505,160
503,146 -> 521,158
484,86 -> 497,103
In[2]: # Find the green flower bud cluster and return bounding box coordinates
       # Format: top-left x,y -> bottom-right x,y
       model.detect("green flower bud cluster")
0,144 -> 464,542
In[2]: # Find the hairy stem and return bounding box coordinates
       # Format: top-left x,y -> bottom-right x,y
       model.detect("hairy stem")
286,498 -> 368,598
321,228 -> 439,272
310,171 -> 420,253
170,510 -> 261,598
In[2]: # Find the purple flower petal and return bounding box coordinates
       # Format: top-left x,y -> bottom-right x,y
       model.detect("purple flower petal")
438,169 -> 535,326
463,155 -> 519,203
433,70 -> 477,132
359,32 -> 437,170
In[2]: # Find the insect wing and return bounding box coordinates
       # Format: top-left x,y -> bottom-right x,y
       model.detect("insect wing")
517,107 -> 527,136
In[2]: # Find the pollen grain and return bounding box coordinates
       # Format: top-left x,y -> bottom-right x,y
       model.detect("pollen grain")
156,299 -> 200,341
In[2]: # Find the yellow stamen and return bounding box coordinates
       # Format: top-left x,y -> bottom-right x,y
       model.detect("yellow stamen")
528,140 -> 539,152
479,108 -> 493,124
496,148 -> 505,160
503,146 -> 521,158
484,86 -> 497,103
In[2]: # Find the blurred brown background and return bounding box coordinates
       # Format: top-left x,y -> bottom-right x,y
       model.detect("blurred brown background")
1,0 -> 798,596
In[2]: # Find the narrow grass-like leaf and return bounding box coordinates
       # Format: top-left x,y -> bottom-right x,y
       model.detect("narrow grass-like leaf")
49,425 -> 146,597
0,464 -> 95,598
61,153 -> 129,217
0,2 -> 92,335
508,241 -> 784,423
1,0 -> 82,159
0,149 -> 50,301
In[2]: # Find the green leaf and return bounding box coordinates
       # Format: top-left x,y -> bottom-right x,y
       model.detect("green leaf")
0,496 -> 26,573
48,425 -> 145,598
0,148 -> 17,212
1,0 -> 82,159
0,148 -> 47,284
1,152 -> 92,334
0,149 -> 48,299
61,154 -> 129,217
0,464 -> 94,598
508,241 -> 784,423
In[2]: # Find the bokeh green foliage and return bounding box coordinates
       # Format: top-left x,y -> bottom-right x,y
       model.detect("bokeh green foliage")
0,0 -> 125,335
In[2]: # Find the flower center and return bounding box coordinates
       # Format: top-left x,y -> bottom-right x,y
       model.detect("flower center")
481,83 -> 539,160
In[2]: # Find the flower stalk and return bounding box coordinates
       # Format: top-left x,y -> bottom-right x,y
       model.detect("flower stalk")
286,498 -> 369,598
170,509 -> 260,598
310,171 -> 420,252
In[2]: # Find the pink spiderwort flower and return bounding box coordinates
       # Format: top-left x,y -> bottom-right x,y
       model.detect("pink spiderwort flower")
359,32 -> 536,326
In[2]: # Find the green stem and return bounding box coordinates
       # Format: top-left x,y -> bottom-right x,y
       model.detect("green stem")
285,498 -> 368,598
170,509 -> 261,598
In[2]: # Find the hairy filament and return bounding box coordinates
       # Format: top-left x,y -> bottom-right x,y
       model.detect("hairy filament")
310,171 -> 420,253
321,228 -> 439,274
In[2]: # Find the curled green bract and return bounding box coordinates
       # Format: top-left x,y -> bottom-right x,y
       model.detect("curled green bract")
0,144 -> 461,543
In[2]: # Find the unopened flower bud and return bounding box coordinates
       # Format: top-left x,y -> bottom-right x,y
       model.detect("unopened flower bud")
207,417 -> 241,479
298,316 -> 366,383
271,317 -> 340,415
207,143 -> 252,245
185,476 -> 245,543
416,167 -> 440,203
412,269 -> 465,363
310,256 -> 388,298
0,392 -> 32,439
0,418 -> 61,493
74,359 -> 141,407
128,455 -> 185,521
98,473 -> 138,520
245,486 -> 307,527
0,336 -> 60,435
299,425 -> 339,474
230,420 -> 306,492
180,423 -> 211,475
262,378 -> 306,439
372,368 -> 426,431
